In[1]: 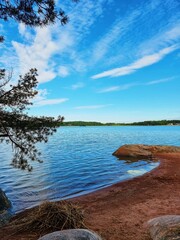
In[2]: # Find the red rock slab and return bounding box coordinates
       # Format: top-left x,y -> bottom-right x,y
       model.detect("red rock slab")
113,144 -> 180,159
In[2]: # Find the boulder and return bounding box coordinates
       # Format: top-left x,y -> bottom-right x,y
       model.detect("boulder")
0,210 -> 12,227
113,144 -> 180,159
147,215 -> 180,240
38,229 -> 102,240
0,188 -> 12,227
0,188 -> 11,213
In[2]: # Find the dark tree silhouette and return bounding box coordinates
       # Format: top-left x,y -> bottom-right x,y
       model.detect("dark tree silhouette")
0,0 -> 75,170
0,69 -> 64,170
0,0 -> 78,26
0,0 -> 78,41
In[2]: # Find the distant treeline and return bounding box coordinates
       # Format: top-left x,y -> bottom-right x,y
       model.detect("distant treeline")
61,120 -> 180,126
61,121 -> 104,126
128,120 -> 180,126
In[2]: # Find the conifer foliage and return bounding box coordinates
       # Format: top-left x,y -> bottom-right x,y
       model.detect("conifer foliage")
0,0 -> 70,26
0,68 -> 64,171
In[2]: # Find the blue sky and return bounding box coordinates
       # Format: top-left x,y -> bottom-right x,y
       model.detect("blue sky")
0,0 -> 180,123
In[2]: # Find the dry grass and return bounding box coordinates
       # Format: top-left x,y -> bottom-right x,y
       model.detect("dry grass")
8,201 -> 85,234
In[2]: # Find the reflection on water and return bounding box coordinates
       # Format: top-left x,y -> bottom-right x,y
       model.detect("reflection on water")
0,126 -> 179,213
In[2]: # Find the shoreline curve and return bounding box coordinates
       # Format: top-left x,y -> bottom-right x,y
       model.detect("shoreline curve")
0,145 -> 180,240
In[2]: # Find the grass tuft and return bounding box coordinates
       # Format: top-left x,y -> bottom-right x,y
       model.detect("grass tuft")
9,201 -> 85,234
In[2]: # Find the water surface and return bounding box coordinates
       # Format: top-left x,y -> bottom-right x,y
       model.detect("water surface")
0,126 -> 179,213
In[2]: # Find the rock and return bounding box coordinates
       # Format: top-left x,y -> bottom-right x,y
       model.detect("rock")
113,144 -> 153,159
147,215 -> 180,240
0,188 -> 12,227
0,210 -> 12,227
113,144 -> 180,159
38,229 -> 102,240
0,188 -> 11,213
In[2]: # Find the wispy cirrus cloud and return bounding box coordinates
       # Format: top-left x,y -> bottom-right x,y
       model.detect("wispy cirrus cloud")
71,82 -> 84,90
32,88 -> 69,106
98,84 -> 136,93
98,77 -> 176,93
83,0 -> 179,70
87,0 -> 180,80
34,98 -> 69,107
9,0 -> 113,83
145,77 -> 176,85
137,22 -> 180,56
75,104 -> 112,110
1,0 -> 179,95
92,45 -> 179,79
89,10 -> 140,65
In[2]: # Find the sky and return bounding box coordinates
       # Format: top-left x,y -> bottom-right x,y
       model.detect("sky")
0,0 -> 180,123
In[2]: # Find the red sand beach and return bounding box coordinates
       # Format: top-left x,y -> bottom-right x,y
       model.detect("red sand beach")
0,150 -> 180,240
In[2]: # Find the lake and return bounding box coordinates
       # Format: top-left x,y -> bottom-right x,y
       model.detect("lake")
0,126 -> 180,213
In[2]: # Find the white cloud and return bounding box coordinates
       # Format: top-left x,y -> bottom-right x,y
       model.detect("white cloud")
2,0 -> 179,86
165,24 -> 180,42
71,82 -> 84,90
98,84 -> 136,93
84,0 -> 177,69
92,45 -> 179,79
58,66 -> 69,77
90,10 -> 140,64
98,86 -> 120,93
138,23 -> 180,56
146,77 -> 176,85
18,23 -> 26,36
62,0 -> 115,72
98,76 -> 176,93
12,19 -> 73,84
34,98 -> 69,107
10,0 -> 112,83
12,27 -> 61,83
85,0 -> 180,76
32,88 -> 69,106
75,104 -> 111,110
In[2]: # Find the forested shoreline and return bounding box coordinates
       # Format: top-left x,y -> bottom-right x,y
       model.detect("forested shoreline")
61,120 -> 180,126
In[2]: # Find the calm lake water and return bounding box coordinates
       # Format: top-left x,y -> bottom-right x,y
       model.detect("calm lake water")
0,126 -> 180,213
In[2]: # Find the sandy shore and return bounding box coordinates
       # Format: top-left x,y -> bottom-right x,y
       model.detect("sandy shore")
0,152 -> 179,240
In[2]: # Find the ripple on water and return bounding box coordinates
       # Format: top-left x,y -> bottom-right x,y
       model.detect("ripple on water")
1,126 -> 180,213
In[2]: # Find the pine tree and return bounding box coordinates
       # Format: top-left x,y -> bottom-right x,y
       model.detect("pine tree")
0,0 -> 75,170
